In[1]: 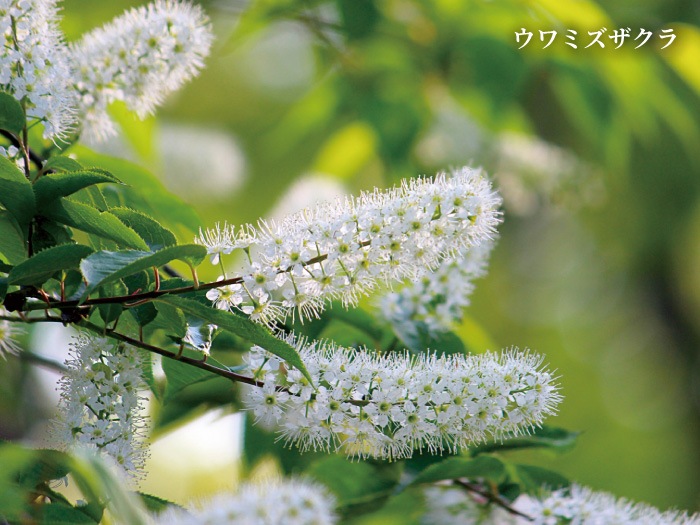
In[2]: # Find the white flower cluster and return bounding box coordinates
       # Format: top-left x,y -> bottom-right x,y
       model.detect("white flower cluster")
515,484 -> 700,525
70,0 -> 213,142
51,333 -> 149,479
153,478 -> 336,525
0,0 -> 75,138
380,239 -> 494,336
198,167 -> 501,325
0,0 -> 212,142
421,484 -> 700,525
0,314 -> 23,358
243,339 -> 561,460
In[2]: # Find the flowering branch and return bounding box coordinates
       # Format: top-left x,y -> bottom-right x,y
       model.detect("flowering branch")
17,246 -> 348,312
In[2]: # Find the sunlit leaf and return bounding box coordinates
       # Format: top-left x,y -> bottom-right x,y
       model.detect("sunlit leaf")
41,198 -> 148,251
80,245 -> 206,297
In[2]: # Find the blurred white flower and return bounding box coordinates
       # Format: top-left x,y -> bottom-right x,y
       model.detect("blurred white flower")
159,123 -> 246,198
0,315 -> 23,359
69,0 -> 213,142
153,477 -> 336,525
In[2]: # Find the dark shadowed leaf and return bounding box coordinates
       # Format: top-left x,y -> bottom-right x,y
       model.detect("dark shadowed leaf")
0,92 -> 25,135
0,210 -> 27,265
410,456 -> 507,486
0,155 -> 35,231
157,295 -> 311,383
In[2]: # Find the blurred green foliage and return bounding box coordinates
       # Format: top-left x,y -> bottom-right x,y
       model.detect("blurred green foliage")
2,0 -> 699,514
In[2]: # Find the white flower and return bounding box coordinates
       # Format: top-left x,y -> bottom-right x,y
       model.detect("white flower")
0,317 -> 23,358
0,0 -> 76,138
152,477 -> 336,525
206,276 -> 244,310
69,0 -> 213,142
197,167 -> 502,326
242,337 -> 561,460
380,239 -> 495,335
50,333 -> 149,480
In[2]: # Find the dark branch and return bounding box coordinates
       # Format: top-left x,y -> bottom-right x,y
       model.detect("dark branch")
453,479 -> 533,521
0,129 -> 44,167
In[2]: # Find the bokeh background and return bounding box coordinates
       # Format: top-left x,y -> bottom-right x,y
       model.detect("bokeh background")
2,0 -> 700,514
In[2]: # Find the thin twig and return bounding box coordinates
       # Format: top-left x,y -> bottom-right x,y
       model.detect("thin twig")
453,479 -> 533,521
19,351 -> 68,373
0,130 -> 43,168
79,320 -> 268,389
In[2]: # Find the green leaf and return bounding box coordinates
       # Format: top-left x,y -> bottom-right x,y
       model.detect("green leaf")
149,301 -> 187,339
140,352 -> 161,401
80,245 -> 206,297
0,155 -> 35,230
41,198 -> 148,251
31,218 -> 74,253
35,503 -> 98,524
97,280 -> 127,326
514,464 -> 571,494
337,0 -> 380,40
0,278 -> 7,302
323,303 -> 387,342
109,208 -> 177,250
136,493 -> 182,515
161,349 -> 227,401
69,452 -> 147,525
15,448 -> 73,490
470,426 -> 580,457
0,210 -> 27,265
0,91 -> 25,135
43,155 -> 83,173
410,456 -> 507,486
157,295 -> 312,383
7,244 -> 93,286
394,320 -> 465,356
72,148 -> 201,234
129,302 -> 158,327
33,171 -> 121,207
308,455 -> 403,509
